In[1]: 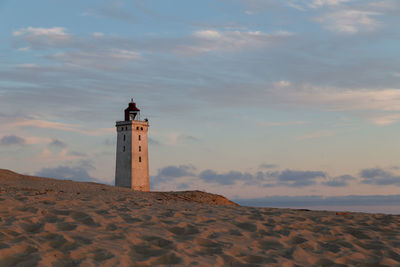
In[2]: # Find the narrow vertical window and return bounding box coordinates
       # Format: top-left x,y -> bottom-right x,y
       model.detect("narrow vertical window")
139,156 -> 141,162
141,127 -> 143,130
123,146 -> 125,152
123,134 -> 126,141
139,135 -> 141,141
139,146 -> 141,152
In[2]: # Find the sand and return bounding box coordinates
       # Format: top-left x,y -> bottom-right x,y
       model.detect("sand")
1,169 -> 400,266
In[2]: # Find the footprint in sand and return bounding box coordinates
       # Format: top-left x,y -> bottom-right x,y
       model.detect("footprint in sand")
70,211 -> 98,227
194,238 -> 223,255
16,206 -> 38,214
105,223 -> 118,231
258,239 -> 284,251
94,209 -> 109,215
142,235 -> 174,248
20,222 -> 43,233
42,233 -> 78,252
56,222 -> 77,231
167,224 -> 199,237
51,258 -> 82,266
345,227 -> 370,239
40,200 -> 55,205
71,235 -> 92,245
120,214 -> 142,223
234,222 -> 257,232
153,253 -> 182,265
318,242 -> 341,253
92,248 -> 114,262
228,229 -> 243,236
128,235 -> 176,262
49,209 -> 70,216
288,235 -> 308,245
0,245 -> 40,267
0,242 -> 10,249
242,254 -> 277,264
129,244 -> 167,261
43,214 -> 62,223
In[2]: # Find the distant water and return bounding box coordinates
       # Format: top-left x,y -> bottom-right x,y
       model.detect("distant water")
235,195 -> 400,215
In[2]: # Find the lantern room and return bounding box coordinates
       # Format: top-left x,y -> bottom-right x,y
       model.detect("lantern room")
124,99 -> 140,121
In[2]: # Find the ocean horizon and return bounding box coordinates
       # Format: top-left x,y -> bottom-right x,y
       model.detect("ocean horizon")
235,195 -> 400,215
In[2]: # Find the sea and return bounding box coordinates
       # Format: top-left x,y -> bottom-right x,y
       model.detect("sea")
235,195 -> 400,215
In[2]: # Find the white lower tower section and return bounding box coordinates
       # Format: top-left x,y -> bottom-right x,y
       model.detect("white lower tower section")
115,120 -> 149,191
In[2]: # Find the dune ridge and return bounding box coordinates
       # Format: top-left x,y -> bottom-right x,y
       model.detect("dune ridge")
1,169 -> 400,266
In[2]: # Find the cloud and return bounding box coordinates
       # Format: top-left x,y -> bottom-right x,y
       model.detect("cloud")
13,27 -> 71,48
12,26 -> 140,70
48,139 -> 67,149
154,164 -> 327,188
199,169 -> 254,185
148,137 -> 160,145
93,32 -> 104,37
6,116 -> 113,136
322,174 -> 356,187
366,113 -> 400,126
48,49 -> 141,70
274,80 -> 292,87
279,85 -> 400,125
273,169 -> 326,187
360,168 -> 400,186
104,138 -> 116,146
315,10 -> 381,34
157,165 -> 196,178
0,135 -> 25,146
13,27 -> 69,38
259,163 -> 278,169
283,0 -> 351,11
257,121 -> 310,127
178,30 -> 293,54
308,0 -> 351,8
35,160 -> 98,182
67,151 -> 87,157
367,0 -> 400,14
82,2 -> 136,22
296,130 -> 335,140
152,165 -> 196,185
178,134 -> 200,143
17,63 -> 39,69
177,183 -> 189,190
165,133 -> 200,145
24,136 -> 52,145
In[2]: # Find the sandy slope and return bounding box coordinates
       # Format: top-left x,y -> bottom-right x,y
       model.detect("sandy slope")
1,169 -> 400,266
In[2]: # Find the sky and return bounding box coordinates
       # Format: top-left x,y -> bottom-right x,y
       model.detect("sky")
1,0 -> 400,206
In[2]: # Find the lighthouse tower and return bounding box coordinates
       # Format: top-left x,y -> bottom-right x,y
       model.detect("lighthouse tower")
115,100 -> 150,191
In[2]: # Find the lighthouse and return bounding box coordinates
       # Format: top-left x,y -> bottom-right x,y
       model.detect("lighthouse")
115,100 -> 150,191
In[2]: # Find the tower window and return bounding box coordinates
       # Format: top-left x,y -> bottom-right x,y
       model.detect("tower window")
139,146 -> 141,152
141,127 -> 143,130
123,146 -> 125,152
139,156 -> 141,162
123,134 -> 126,141
139,135 -> 141,141
136,126 -> 139,130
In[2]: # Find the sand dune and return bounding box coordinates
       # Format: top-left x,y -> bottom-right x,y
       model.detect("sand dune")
1,169 -> 400,266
